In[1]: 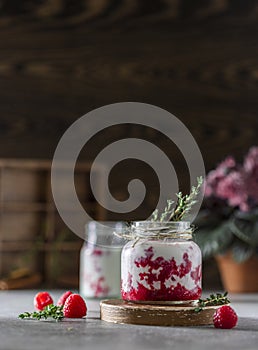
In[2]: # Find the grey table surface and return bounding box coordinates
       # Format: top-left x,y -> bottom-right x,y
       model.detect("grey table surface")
0,290 -> 257,350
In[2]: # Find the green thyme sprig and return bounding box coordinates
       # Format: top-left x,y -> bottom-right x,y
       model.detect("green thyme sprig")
18,304 -> 64,321
151,176 -> 203,222
194,292 -> 230,313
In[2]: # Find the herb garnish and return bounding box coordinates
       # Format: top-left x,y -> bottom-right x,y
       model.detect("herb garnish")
151,176 -> 203,222
194,292 -> 230,313
18,304 -> 64,321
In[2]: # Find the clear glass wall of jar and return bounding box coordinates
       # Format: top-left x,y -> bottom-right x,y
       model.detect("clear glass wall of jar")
80,221 -> 124,299
121,221 -> 202,303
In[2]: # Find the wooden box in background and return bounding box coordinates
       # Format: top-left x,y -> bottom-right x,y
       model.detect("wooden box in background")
0,159 -> 106,289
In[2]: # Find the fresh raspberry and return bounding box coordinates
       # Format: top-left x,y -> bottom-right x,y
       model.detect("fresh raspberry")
63,294 -> 87,318
34,292 -> 53,311
57,291 -> 73,306
213,305 -> 238,329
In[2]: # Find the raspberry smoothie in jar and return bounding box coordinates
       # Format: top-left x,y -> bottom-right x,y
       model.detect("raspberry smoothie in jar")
121,221 -> 202,303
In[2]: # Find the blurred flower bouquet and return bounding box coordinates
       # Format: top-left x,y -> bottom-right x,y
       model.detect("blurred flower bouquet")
194,146 -> 258,263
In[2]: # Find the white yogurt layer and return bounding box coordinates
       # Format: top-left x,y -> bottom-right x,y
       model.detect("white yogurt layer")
121,239 -> 201,293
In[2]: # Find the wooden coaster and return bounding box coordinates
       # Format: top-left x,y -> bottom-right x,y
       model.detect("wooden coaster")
100,299 -> 221,326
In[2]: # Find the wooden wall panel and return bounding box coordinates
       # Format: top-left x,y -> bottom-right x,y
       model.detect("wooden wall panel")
0,0 -> 257,181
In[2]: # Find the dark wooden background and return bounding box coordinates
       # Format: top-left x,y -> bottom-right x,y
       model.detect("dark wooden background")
1,0 -> 258,215
1,0 -> 258,214
0,0 -> 258,288
1,0 -> 258,159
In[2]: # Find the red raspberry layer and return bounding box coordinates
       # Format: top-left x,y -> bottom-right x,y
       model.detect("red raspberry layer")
122,246 -> 202,302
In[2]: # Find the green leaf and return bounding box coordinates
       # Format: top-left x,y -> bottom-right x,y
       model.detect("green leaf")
234,208 -> 258,221
194,209 -> 224,229
231,240 -> 255,263
230,213 -> 258,246
194,222 -> 233,259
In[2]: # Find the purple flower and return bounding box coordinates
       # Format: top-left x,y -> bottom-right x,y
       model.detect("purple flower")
205,147 -> 258,212
243,147 -> 258,205
216,171 -> 249,211
205,156 -> 237,197
244,146 -> 258,177
216,156 -> 236,174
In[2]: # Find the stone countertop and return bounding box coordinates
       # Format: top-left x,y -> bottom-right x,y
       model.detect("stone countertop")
0,291 -> 257,350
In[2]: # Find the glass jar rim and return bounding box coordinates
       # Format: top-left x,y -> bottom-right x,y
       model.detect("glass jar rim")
84,221 -> 127,248
132,221 -> 191,230
86,221 -> 125,234
127,220 -> 192,240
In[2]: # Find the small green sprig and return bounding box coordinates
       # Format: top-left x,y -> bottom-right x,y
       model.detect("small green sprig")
18,304 -> 64,321
194,292 -> 230,313
151,176 -> 203,222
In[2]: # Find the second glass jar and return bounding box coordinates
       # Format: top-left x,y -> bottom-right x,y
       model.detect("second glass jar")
80,221 -> 123,298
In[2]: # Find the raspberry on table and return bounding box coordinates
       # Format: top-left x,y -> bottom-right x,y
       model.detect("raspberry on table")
34,292 -> 54,311
57,291 -> 73,306
213,305 -> 238,329
63,294 -> 87,318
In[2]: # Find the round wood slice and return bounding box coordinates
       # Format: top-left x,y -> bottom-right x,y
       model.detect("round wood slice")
100,299 -> 221,326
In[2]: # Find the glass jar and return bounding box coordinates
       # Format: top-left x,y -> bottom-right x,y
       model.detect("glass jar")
80,221 -> 123,299
121,221 -> 202,303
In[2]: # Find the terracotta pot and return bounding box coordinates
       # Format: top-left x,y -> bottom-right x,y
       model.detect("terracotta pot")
216,252 -> 258,293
